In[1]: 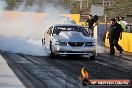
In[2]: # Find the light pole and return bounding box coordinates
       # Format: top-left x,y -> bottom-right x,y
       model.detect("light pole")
23,0 -> 27,8
80,0 -> 83,12
86,0 -> 89,7
103,0 -> 104,7
103,0 -> 107,23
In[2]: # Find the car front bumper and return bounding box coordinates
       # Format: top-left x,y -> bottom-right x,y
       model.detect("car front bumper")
52,45 -> 96,55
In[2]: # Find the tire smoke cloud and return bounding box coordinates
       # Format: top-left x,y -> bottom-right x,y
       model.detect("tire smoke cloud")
0,1 -> 70,56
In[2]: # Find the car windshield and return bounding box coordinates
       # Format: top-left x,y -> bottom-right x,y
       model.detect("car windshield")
53,26 -> 89,36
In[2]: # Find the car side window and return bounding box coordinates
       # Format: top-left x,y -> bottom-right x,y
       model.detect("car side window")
47,30 -> 50,34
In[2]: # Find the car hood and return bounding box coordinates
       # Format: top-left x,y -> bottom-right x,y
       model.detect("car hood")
58,31 -> 94,42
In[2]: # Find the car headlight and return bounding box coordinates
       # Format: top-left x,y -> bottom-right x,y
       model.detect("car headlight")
85,42 -> 94,46
59,42 -> 67,46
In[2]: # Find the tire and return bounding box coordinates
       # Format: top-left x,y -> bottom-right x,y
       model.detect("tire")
50,42 -> 55,58
43,38 -> 45,45
90,54 -> 95,60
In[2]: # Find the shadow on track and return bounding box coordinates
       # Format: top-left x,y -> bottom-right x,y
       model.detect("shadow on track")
47,55 -> 96,61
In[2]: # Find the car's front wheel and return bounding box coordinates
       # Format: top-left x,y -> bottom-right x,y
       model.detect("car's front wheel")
49,42 -> 55,58
90,54 -> 95,60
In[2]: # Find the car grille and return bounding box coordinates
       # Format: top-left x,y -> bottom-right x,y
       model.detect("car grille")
68,42 -> 84,47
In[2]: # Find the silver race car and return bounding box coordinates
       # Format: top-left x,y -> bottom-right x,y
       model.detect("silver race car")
42,24 -> 96,59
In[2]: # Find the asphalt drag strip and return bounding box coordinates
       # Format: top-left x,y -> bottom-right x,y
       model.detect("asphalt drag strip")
1,52 -> 132,88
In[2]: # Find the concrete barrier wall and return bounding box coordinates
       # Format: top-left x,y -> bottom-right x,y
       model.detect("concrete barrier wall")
3,11 -> 80,24
105,32 -> 132,52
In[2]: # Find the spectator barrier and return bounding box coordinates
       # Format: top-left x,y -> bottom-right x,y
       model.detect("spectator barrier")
105,30 -> 132,52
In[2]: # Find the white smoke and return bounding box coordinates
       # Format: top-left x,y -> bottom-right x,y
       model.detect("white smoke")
94,26 -> 106,54
0,1 -> 7,11
0,1 -> 71,56
14,1 -> 39,12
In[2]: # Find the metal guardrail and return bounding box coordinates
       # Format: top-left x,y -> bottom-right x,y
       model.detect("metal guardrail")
126,24 -> 132,33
